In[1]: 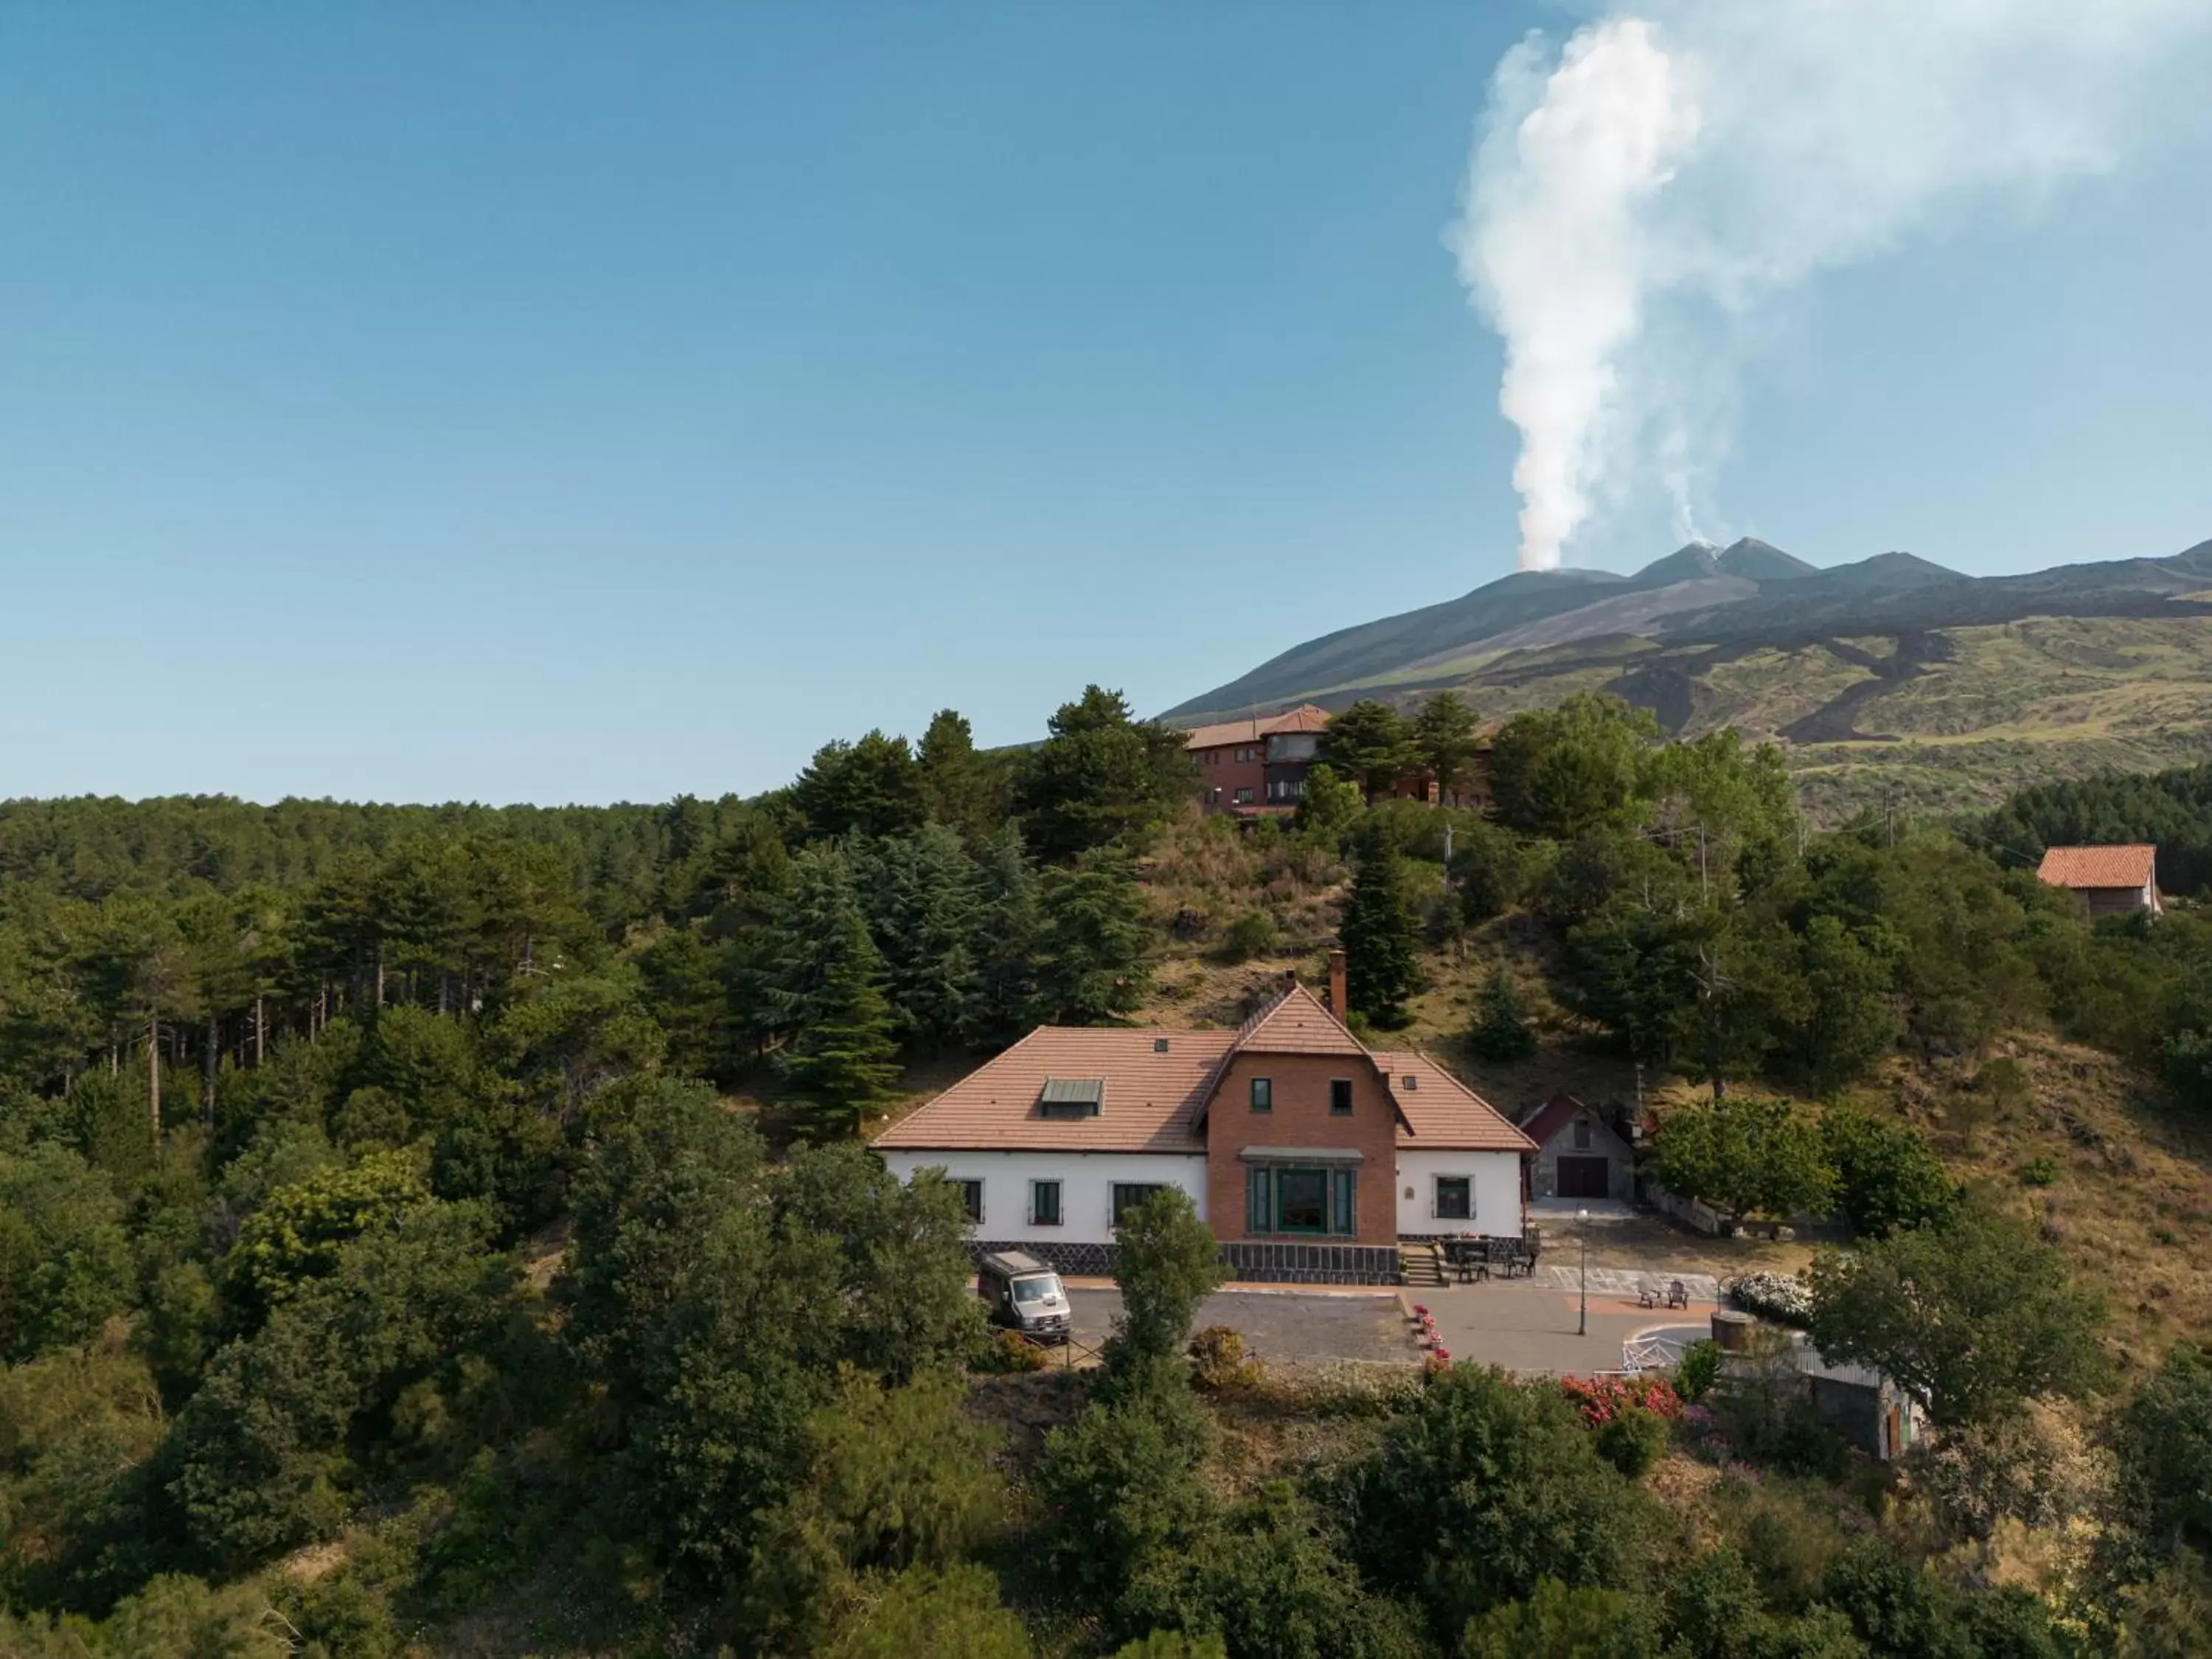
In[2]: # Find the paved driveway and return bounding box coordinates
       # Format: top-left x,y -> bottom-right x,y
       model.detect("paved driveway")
1068,1287 -> 1414,1366
1416,1282 -> 1717,1375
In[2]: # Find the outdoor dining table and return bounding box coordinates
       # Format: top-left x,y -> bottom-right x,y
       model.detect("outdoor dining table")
1444,1239 -> 1491,1283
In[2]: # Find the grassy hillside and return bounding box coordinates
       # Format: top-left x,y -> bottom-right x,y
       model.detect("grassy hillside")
1254,616 -> 2212,823
1166,536 -> 2212,823
1127,811 -> 2212,1367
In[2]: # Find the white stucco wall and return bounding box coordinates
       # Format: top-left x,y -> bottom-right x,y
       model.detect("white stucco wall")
877,1149 -> 1208,1245
1394,1150 -> 1524,1237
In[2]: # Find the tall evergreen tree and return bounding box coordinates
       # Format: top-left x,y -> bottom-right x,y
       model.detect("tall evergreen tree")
1016,687 -> 1192,862
970,823 -> 1043,1045
1319,700 -> 1416,800
766,846 -> 902,1137
1412,691 -> 1482,804
917,709 -> 1004,845
858,824 -> 982,1049
1033,846 -> 1152,1026
1338,822 -> 1422,1029
780,911 -> 902,1141
792,731 -> 928,841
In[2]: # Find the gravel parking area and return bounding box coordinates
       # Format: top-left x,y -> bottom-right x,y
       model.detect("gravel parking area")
1068,1287 -> 1416,1366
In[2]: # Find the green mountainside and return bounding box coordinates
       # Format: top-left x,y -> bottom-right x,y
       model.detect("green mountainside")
1166,535 -> 2212,819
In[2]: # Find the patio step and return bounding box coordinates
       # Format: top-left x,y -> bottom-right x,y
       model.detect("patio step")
1399,1244 -> 1446,1290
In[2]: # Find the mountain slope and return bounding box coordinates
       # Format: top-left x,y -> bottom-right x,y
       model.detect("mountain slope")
1166,536 -> 2212,818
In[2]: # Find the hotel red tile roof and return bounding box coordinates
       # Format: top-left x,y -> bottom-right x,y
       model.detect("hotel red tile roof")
2035,844 -> 2157,890
875,984 -> 1534,1156
872,1026 -> 1229,1152
1374,1052 -> 1538,1152
1180,703 -> 1332,751
1234,983 -> 1368,1057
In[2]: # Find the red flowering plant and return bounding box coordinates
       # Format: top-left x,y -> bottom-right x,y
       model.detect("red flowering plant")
1557,1373 -> 1683,1429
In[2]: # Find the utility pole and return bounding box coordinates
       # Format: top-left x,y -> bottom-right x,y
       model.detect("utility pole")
1577,1208 -> 1590,1336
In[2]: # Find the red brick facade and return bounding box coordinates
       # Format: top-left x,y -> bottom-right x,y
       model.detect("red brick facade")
1205,1051 -> 1402,1248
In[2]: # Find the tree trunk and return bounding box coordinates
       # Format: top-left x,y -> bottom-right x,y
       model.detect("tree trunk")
147,1012 -> 161,1151
204,1010 -> 218,1128
255,995 -> 267,1065
375,950 -> 386,1009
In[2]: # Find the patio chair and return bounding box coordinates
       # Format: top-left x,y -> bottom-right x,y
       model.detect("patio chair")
1637,1281 -> 1660,1309
1667,1279 -> 1689,1310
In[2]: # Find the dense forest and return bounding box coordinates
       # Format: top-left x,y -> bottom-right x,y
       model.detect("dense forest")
4,687 -> 2211,1655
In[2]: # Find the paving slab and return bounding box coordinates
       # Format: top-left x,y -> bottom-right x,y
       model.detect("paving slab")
1413,1282 -> 1717,1375
1066,1286 -> 1415,1366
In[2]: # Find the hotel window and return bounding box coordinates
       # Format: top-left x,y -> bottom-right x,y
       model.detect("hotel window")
1245,1165 -> 1357,1236
1234,787 -> 1256,805
956,1180 -> 984,1225
1330,1078 -> 1354,1115
1111,1183 -> 1169,1227
1249,1077 -> 1272,1111
1434,1177 -> 1472,1220
1031,1180 -> 1062,1226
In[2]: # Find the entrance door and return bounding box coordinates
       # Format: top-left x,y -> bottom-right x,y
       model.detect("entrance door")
1557,1156 -> 1610,1200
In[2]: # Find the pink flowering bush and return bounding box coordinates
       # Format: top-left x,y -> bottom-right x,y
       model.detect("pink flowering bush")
1557,1373 -> 1683,1428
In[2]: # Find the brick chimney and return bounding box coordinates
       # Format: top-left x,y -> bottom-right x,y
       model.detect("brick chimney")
1328,948 -> 1348,1019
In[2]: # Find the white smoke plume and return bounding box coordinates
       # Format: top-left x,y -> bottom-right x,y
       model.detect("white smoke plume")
1451,0 -> 2212,572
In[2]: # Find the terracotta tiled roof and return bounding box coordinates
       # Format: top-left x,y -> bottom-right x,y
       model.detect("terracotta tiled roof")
1374,1052 -> 1539,1151
877,984 -> 1537,1157
1234,983 -> 1368,1057
1180,703 -> 1332,751
2036,844 -> 2157,890
872,1027 -> 1231,1152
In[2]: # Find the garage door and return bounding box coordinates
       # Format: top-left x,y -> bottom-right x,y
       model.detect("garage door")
1557,1156 -> 1610,1200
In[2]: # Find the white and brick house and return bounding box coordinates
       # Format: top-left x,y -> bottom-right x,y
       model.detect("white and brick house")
872,972 -> 1534,1285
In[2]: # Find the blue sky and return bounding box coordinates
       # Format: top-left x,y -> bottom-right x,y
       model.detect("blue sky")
4,4 -> 2208,804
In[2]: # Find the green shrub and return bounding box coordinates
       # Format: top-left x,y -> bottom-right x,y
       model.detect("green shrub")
1114,1633 -> 1229,1659
1676,1340 -> 1724,1403
1468,966 -> 1537,1062
1188,1325 -> 1262,1394
1595,1406 -> 1672,1480
2018,1155 -> 2059,1188
1462,1577 -> 1659,1658
1221,910 -> 1281,963
1350,1365 -> 1659,1637
973,1326 -> 1050,1374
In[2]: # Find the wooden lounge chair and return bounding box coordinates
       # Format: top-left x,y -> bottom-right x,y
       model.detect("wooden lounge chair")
1667,1279 -> 1689,1310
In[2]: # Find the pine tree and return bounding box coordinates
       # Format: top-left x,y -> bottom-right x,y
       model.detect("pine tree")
1412,691 -> 1481,804
856,824 -> 982,1050
1338,824 -> 1421,1029
917,709 -> 1004,845
1033,846 -> 1152,1026
781,906 -> 902,1141
1468,964 -> 1535,1061
970,824 -> 1043,1045
765,847 -> 902,1138
1319,700 -> 1416,800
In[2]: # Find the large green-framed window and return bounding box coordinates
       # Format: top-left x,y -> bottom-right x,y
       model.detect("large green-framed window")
1245,1165 -> 1357,1237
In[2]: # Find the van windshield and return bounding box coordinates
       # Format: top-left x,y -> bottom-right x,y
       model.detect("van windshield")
1012,1276 -> 1060,1304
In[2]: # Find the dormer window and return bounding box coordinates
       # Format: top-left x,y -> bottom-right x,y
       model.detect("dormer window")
1402,1074 -> 1417,1091
1040,1078 -> 1105,1119
1154,1037 -> 1170,1053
